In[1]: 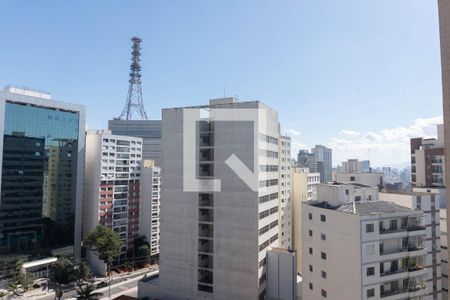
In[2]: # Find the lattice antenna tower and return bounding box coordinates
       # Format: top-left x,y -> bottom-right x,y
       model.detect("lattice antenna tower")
119,37 -> 148,120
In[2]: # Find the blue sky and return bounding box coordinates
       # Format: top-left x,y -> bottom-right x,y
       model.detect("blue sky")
0,0 -> 443,166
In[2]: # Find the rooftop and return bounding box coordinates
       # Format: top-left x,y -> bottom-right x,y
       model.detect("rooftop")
308,200 -> 413,216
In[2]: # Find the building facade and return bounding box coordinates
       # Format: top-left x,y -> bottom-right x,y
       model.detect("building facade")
411,124 -> 445,188
438,0 -> 450,290
84,130 -> 142,273
340,158 -> 371,173
333,172 -> 384,189
108,119 -> 162,166
139,98 -> 282,300
139,159 -> 161,257
297,150 -> 317,173
380,192 -> 442,299
292,167 -> 320,274
279,135 -> 292,248
311,145 -> 332,183
0,86 -> 85,259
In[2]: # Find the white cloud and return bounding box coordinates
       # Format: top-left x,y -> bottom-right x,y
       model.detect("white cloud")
329,116 -> 443,166
286,129 -> 301,136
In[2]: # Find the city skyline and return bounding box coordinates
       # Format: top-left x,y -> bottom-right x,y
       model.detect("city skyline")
0,0 -> 443,166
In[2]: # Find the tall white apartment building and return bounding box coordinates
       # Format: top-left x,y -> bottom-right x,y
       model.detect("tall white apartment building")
279,135 -> 292,248
139,159 -> 161,257
302,183 -> 431,300
380,192 -> 442,299
139,98 -> 282,300
84,130 -> 142,274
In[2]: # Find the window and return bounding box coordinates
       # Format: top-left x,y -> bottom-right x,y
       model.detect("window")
365,244 -> 375,255
355,196 -> 361,201
309,265 -> 313,272
309,230 -> 313,237
366,267 -> 375,276
308,213 -> 312,220
320,214 -> 326,222
366,223 -> 374,233
309,283 -> 313,290
309,248 -> 313,255
321,289 -> 327,297
345,189 -> 349,195
321,233 -> 326,240
321,270 -> 327,278
321,252 -> 326,260
367,288 -> 375,298
350,176 -> 355,181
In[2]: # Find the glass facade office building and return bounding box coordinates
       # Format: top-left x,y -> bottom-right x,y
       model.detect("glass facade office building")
0,87 -> 85,258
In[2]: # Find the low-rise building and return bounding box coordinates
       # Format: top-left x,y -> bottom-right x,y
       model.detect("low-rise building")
266,247 -> 297,300
333,172 -> 383,189
302,182 -> 434,300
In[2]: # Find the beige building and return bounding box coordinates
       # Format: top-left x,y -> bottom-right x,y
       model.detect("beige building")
438,0 -> 450,295
292,168 -> 320,274
302,183 -> 433,299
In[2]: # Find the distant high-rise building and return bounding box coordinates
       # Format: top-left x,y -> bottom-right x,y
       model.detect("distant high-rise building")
297,150 -> 317,172
311,145 -> 332,183
84,130 -> 142,274
108,119 -> 162,166
410,124 -> 445,188
0,86 -> 85,258
340,158 -> 371,173
139,159 -> 161,257
302,183 -> 431,299
139,98 -> 282,300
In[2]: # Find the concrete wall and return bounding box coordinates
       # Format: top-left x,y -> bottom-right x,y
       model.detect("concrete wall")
301,203 -> 361,300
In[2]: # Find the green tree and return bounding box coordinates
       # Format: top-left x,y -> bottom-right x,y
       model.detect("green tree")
8,273 -> 34,295
75,261 -> 91,283
75,283 -> 103,300
84,225 -> 122,298
50,258 -> 76,300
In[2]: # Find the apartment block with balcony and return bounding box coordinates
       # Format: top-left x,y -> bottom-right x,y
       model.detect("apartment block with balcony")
279,135 -> 292,248
302,183 -> 431,300
411,124 -> 445,188
83,130 -> 142,275
380,191 -> 442,299
139,159 -> 161,257
138,98 -> 282,300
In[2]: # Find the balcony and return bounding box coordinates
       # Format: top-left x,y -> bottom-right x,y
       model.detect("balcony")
198,238 -> 213,254
198,269 -> 213,285
199,194 -> 213,207
199,208 -> 214,223
199,224 -> 213,238
198,254 -> 213,270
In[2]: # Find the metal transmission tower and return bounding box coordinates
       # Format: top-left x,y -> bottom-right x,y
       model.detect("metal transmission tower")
119,37 -> 148,120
